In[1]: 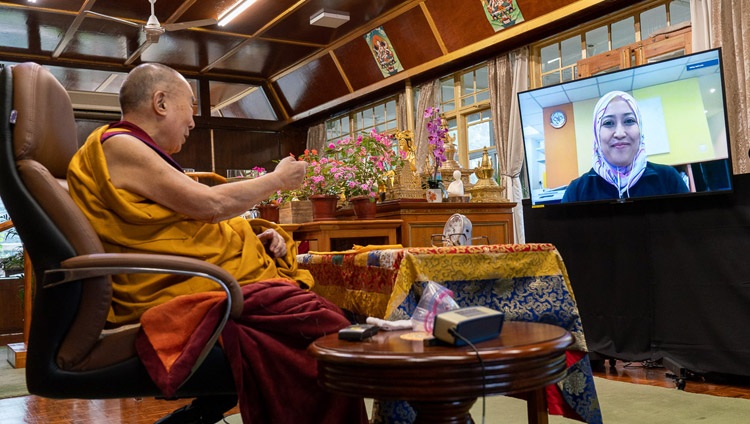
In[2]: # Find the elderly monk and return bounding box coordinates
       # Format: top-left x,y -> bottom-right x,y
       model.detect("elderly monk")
68,63 -> 313,325
67,63 -> 367,424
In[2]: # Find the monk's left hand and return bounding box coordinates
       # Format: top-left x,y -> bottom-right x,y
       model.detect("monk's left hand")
258,229 -> 287,258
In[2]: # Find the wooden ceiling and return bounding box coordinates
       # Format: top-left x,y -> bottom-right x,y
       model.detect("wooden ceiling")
0,0 -> 630,127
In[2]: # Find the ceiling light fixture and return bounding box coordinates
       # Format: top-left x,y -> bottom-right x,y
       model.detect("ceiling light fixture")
309,9 -> 350,28
218,0 -> 257,27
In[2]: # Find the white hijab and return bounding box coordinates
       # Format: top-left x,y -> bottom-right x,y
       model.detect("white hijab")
591,90 -> 647,198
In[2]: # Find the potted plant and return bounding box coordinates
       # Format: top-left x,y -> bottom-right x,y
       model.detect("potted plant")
327,129 -> 405,218
423,107 -> 448,202
1,248 -> 24,277
298,149 -> 346,221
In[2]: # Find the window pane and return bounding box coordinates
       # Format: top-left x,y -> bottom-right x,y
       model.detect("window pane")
562,67 -> 574,82
374,104 -> 384,125
440,78 -> 454,102
611,17 -> 635,49
669,0 -> 690,26
341,117 -> 350,136
475,66 -> 489,92
641,5 -> 667,38
467,120 -> 492,151
540,44 -> 560,73
560,36 -> 581,67
386,100 -> 396,123
476,90 -> 490,103
461,71 -> 475,96
467,112 -> 481,124
585,26 -> 608,57
542,72 -> 560,87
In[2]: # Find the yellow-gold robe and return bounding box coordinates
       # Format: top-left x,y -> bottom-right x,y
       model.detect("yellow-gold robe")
67,124 -> 314,325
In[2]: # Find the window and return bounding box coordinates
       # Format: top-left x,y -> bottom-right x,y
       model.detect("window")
325,97 -> 398,143
439,64 -> 495,183
532,0 -> 692,88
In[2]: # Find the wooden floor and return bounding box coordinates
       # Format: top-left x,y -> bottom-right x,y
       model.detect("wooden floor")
1,359 -> 749,423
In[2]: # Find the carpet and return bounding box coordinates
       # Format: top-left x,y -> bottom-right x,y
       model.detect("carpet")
0,346 -> 28,399
222,377 -> 750,424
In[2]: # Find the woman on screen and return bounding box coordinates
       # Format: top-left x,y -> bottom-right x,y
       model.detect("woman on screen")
561,90 -> 689,203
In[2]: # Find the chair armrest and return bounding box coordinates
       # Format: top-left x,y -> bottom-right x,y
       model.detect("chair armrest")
44,253 -> 244,388
44,253 -> 243,319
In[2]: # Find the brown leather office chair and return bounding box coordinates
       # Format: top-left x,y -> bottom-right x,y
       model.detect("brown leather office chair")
0,62 -> 240,422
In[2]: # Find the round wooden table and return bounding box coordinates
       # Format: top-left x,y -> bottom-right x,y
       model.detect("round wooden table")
309,321 -> 573,424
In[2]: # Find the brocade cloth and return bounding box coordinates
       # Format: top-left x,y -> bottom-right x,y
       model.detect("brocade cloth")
298,243 -> 602,423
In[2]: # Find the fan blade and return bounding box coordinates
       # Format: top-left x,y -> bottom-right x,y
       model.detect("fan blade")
163,18 -> 218,31
84,11 -> 142,29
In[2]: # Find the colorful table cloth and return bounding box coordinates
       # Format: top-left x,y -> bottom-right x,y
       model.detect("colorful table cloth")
298,243 -> 602,424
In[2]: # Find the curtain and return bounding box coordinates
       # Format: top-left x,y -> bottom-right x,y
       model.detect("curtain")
306,122 -> 327,154
396,91 -> 408,130
708,0 -> 750,175
413,80 -> 439,174
488,47 -> 528,243
690,0 -> 711,52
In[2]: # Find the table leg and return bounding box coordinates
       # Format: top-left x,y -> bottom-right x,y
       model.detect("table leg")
408,398 -> 476,424
526,388 -> 549,424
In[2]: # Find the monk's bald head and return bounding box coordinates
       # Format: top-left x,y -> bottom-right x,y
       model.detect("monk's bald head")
119,63 -> 187,115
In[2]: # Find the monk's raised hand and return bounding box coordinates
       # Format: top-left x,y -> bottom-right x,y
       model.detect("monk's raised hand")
273,156 -> 308,190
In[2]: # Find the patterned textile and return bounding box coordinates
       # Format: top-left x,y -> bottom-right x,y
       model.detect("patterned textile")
298,243 -> 602,424
298,248 -> 405,318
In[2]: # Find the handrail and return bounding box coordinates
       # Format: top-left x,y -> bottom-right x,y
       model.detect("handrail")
0,219 -> 13,232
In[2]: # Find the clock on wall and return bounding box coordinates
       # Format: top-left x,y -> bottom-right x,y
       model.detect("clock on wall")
550,110 -> 567,129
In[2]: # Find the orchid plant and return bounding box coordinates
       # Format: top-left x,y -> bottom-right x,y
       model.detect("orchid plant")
424,107 -> 448,187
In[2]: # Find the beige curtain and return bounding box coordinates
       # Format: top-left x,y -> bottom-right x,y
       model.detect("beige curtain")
413,80 -> 440,174
306,122 -> 327,153
690,0 -> 711,51
488,47 -> 528,243
708,0 -> 750,174
396,91 -> 408,130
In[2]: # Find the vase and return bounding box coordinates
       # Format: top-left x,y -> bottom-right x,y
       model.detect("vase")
426,188 -> 443,203
350,195 -> 378,220
256,204 -> 280,223
309,194 -> 339,221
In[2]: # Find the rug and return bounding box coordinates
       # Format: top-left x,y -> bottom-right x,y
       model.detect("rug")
0,346 -> 28,399
223,377 -> 750,424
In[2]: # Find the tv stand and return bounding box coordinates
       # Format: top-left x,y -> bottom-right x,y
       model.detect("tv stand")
664,356 -> 695,390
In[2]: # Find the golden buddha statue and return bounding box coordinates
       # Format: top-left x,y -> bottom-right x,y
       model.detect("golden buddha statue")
388,129 -> 424,200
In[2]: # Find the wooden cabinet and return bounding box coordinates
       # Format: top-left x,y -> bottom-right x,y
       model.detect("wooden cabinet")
373,200 -> 515,247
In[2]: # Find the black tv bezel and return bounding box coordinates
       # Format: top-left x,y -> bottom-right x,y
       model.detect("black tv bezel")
518,47 -> 734,208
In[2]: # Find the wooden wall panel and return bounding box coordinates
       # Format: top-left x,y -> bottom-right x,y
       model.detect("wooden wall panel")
424,0 -> 495,52
333,39 -> 384,92
273,55 -> 351,117
515,0 -> 581,21
381,7 -> 443,69
333,4 -> 445,93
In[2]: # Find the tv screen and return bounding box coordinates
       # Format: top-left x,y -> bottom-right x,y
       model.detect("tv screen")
518,48 -> 732,206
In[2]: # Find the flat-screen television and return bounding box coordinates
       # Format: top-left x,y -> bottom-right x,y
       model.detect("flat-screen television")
518,48 -> 732,206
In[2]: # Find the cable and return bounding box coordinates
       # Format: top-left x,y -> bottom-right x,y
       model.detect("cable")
448,328 -> 486,424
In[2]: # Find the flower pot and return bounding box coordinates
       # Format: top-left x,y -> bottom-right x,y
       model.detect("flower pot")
309,194 -> 339,221
350,196 -> 377,220
426,188 -> 443,203
256,204 -> 280,223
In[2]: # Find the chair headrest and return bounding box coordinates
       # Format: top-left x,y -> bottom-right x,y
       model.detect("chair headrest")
12,62 -> 78,179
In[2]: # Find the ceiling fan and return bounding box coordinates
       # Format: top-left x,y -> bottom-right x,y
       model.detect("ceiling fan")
84,0 -> 217,43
